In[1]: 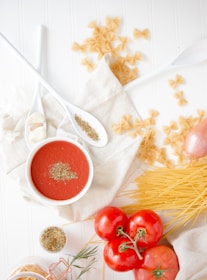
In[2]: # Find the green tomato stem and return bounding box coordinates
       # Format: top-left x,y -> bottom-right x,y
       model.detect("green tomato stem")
117,227 -> 143,260
152,264 -> 168,279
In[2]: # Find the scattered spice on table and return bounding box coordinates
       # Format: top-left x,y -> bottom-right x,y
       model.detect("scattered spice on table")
49,162 -> 78,181
40,226 -> 66,252
75,114 -> 99,141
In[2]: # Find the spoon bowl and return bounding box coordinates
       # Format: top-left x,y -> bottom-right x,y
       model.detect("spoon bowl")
46,88 -> 108,147
171,38 -> 207,67
125,38 -> 207,90
65,101 -> 108,147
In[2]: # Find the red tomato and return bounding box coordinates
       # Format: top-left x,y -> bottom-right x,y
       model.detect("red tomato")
127,210 -> 163,248
133,245 -> 179,280
94,206 -> 128,240
104,237 -> 143,272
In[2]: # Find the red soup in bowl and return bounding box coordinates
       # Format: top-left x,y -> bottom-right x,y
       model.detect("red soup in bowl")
26,138 -> 93,205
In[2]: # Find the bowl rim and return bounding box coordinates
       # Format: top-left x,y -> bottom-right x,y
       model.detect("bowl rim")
25,137 -> 94,206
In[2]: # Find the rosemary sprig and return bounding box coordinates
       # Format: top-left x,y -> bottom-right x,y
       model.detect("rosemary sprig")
67,245 -> 98,280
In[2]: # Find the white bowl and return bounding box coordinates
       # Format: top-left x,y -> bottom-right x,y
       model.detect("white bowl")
26,137 -> 94,205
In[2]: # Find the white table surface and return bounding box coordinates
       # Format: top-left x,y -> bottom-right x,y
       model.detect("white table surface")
1,0 -> 207,279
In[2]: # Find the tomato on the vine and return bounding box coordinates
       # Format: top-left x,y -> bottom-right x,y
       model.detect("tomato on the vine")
94,206 -> 128,240
133,245 -> 179,280
104,237 -> 143,272
127,210 -> 163,248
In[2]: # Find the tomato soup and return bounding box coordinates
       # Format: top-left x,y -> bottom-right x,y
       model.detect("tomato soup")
30,140 -> 90,200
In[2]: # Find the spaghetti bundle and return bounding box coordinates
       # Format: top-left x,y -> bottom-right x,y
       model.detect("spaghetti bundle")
121,158 -> 207,233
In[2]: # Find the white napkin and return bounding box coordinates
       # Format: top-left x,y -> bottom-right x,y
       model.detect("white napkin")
169,223 -> 207,280
0,54 -> 143,221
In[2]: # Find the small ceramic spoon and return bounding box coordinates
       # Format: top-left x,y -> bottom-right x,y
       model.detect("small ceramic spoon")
25,25 -> 46,149
0,32 -> 108,147
125,38 -> 207,90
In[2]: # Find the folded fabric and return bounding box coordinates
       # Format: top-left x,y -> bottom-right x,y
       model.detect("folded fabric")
169,223 -> 207,280
0,54 -> 143,221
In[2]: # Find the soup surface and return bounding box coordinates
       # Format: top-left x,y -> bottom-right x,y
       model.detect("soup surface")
30,140 -> 90,200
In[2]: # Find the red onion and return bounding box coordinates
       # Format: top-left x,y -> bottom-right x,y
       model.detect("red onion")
185,118 -> 207,159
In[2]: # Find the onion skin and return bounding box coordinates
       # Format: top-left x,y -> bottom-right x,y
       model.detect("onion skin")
185,118 -> 207,159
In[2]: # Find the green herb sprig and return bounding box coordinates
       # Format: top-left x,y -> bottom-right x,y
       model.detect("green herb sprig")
66,245 -> 98,280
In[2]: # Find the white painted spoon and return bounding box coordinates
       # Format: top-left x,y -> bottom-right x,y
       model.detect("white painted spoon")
0,32 -> 108,147
125,38 -> 207,91
25,25 -> 46,149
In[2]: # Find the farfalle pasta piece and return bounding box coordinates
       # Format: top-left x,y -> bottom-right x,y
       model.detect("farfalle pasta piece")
163,121 -> 178,135
114,38 -> 128,53
128,127 -> 144,138
169,121 -> 178,130
105,16 -> 121,31
173,90 -> 188,106
168,74 -> 185,89
81,58 -> 95,72
125,52 -> 143,66
110,57 -> 138,85
195,109 -> 206,123
149,109 -> 160,118
137,129 -> 158,166
177,97 -> 188,106
111,123 -> 124,134
88,20 -> 98,29
112,114 -> 133,134
133,28 -> 150,39
174,90 -> 184,99
72,42 -> 82,52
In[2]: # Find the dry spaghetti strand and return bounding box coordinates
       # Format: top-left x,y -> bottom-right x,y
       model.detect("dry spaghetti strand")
121,157 -> 207,234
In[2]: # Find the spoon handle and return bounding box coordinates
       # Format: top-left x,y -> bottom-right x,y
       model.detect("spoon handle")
25,25 -> 46,150
124,63 -> 171,91
34,25 -> 44,97
32,25 -> 45,115
0,32 -> 69,114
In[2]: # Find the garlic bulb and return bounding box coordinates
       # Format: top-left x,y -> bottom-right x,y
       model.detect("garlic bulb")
27,112 -> 46,143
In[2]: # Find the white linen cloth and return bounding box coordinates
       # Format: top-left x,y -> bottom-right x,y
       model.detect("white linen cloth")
169,222 -> 207,280
0,54 -> 143,221
1,53 -> 207,279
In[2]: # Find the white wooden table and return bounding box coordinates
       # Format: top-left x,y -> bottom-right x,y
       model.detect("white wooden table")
1,0 -> 207,279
